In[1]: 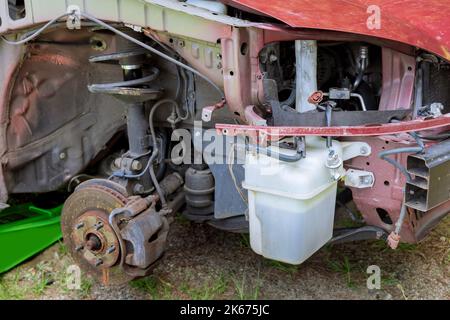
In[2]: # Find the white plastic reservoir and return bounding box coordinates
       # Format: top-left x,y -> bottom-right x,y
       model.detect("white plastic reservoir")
243,137 -> 343,265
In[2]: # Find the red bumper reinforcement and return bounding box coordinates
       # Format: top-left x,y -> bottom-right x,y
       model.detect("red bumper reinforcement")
216,114 -> 450,138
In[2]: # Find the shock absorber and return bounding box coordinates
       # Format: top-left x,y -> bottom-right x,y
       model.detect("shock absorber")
88,31 -> 163,194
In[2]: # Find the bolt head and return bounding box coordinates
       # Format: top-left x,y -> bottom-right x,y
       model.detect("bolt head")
131,161 -> 143,171
133,184 -> 145,194
114,158 -> 122,168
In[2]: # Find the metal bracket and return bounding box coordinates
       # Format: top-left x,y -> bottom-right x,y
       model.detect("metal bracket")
345,169 -> 375,188
245,105 -> 267,126
202,99 -> 226,122
417,102 -> 444,118
342,141 -> 372,160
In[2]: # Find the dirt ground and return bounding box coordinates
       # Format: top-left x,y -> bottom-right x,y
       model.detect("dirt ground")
1,212 -> 449,300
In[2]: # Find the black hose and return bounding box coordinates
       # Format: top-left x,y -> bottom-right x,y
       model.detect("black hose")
417,132 -> 450,141
148,99 -> 179,207
280,85 -> 296,108
378,146 -> 423,182
247,144 -> 303,163
155,130 -> 168,181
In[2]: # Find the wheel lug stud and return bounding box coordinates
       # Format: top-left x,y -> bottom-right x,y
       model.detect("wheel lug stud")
95,222 -> 104,231
95,259 -> 103,267
106,245 -> 116,254
75,222 -> 85,230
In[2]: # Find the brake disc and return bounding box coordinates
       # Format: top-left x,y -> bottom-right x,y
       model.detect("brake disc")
61,181 -> 135,285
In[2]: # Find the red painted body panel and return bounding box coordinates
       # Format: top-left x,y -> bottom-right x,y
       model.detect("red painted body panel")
228,0 -> 450,60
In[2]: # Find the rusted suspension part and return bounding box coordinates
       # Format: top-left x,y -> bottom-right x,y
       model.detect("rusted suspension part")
62,174 -> 185,285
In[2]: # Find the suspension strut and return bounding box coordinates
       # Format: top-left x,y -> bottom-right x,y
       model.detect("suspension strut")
88,31 -> 163,194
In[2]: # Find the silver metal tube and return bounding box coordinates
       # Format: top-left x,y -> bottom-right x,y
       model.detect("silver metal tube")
350,93 -> 368,111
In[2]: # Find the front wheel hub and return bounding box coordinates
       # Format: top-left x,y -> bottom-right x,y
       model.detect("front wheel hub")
61,180 -> 135,285
62,178 -> 172,285
71,210 -> 120,269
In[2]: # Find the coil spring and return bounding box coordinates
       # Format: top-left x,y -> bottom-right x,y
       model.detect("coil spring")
88,49 -> 163,102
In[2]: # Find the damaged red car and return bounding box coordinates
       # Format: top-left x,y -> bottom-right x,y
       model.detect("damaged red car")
0,0 -> 449,284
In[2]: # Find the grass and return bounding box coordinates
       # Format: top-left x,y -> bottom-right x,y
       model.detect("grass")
370,239 -> 393,252
396,243 -> 419,252
131,273 -> 230,300
232,272 -> 262,300
334,217 -> 363,229
265,259 -> 298,274
396,283 -> 408,300
57,241 -> 68,257
132,270 -> 265,300
0,272 -> 25,300
131,271 -> 265,300
180,274 -> 229,300
0,262 -> 54,299
381,274 -> 399,287
130,276 -> 161,299
30,274 -> 49,295
79,277 -> 93,298
239,234 -> 250,248
29,262 -> 54,295
328,256 -> 355,288
174,212 -> 191,226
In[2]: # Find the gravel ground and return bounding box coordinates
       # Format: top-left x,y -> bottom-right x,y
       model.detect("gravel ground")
1,212 -> 449,300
